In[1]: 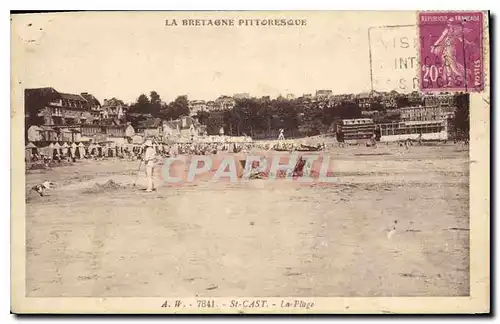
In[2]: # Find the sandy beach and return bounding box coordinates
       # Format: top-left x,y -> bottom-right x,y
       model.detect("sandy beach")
25,143 -> 469,297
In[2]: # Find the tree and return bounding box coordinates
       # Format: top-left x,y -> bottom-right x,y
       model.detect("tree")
130,94 -> 150,114
24,88 -> 59,140
274,99 -> 299,134
137,94 -> 149,106
370,102 -> 385,111
25,89 -> 57,127
150,91 -> 161,105
149,91 -> 162,116
126,113 -> 148,129
337,102 -> 362,119
166,95 -> 190,120
396,95 -> 410,108
230,104 -> 250,136
299,119 -> 323,137
204,112 -> 224,135
195,110 -> 210,125
453,93 -> 470,139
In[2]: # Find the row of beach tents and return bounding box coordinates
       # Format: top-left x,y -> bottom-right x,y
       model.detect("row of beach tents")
25,141 -> 141,162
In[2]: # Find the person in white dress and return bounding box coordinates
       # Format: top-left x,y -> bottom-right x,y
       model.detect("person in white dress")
278,128 -> 285,141
143,140 -> 157,192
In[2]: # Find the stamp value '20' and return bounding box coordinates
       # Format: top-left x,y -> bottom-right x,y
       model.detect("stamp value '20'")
419,11 -> 484,92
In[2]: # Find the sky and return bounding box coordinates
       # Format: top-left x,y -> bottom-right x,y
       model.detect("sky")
12,11 -> 418,104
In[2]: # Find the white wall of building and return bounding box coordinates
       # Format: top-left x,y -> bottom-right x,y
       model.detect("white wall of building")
380,131 -> 448,142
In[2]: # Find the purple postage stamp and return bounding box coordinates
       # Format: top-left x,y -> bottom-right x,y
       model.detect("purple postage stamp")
419,11 -> 484,92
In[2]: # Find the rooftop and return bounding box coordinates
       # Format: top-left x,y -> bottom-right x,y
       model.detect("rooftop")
59,93 -> 88,102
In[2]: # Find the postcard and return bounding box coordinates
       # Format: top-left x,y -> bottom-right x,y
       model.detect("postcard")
11,10 -> 490,314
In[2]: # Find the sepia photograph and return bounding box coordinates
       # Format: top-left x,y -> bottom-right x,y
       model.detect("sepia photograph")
10,10 -> 490,314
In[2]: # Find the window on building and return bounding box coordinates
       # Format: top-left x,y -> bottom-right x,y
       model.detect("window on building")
53,117 -> 63,125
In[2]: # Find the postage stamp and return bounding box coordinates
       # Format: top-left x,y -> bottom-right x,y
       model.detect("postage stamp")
418,11 -> 485,92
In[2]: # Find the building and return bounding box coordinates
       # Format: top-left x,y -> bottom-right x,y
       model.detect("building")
137,118 -> 163,137
80,92 -> 101,110
189,100 -> 207,116
328,94 -> 355,106
27,123 -> 134,144
423,94 -> 455,107
79,124 -> 135,144
356,92 -> 374,109
100,97 -> 127,122
315,90 -> 333,99
134,116 -> 206,141
408,92 -> 423,106
214,96 -> 236,111
233,93 -> 250,99
25,87 -> 138,145
27,125 -> 59,142
361,110 -> 379,117
206,101 -> 216,112
400,105 -> 456,122
80,92 -> 102,124
378,120 -> 448,142
285,93 -> 296,100
162,120 -> 180,139
335,118 -> 376,143
381,96 -> 397,109
162,116 -> 206,140
25,87 -> 100,126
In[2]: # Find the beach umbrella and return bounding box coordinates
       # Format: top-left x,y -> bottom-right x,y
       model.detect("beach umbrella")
26,142 -> 36,149
48,143 -> 54,148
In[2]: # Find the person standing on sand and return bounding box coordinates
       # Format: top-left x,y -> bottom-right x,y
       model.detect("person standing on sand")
143,139 -> 157,192
278,128 -> 285,141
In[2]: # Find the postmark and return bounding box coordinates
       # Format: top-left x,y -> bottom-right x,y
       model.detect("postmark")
418,11 -> 484,92
368,25 -> 420,93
